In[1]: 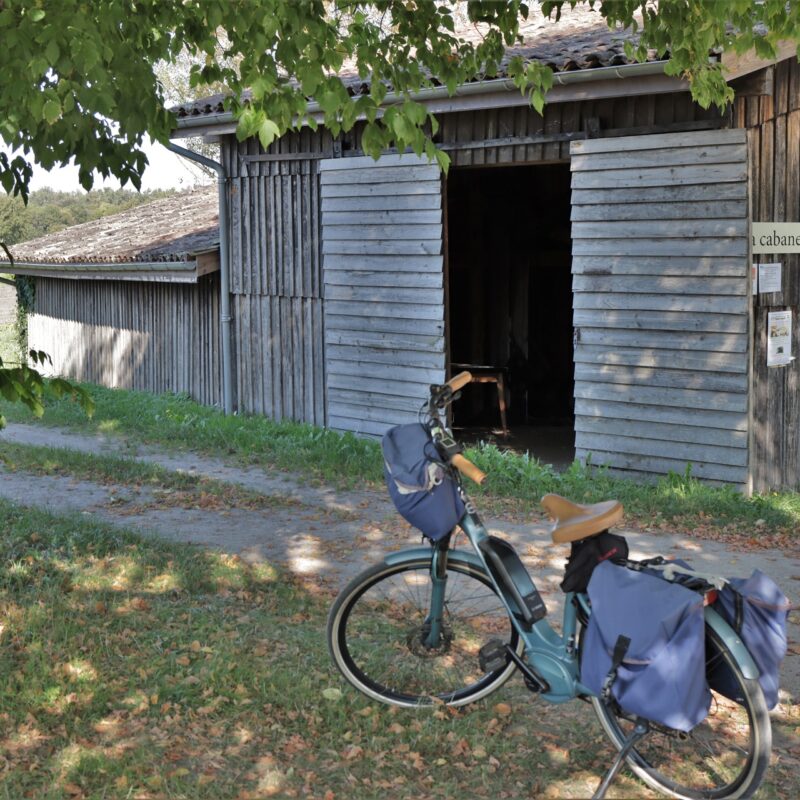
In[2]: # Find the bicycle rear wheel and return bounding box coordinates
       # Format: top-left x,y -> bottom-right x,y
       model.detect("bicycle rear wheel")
590,623 -> 771,799
327,555 -> 522,707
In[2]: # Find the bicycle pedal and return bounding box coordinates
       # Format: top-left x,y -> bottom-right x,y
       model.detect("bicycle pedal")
479,639 -> 508,672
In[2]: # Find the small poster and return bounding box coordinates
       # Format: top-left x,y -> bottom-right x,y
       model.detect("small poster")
758,262 -> 782,294
752,264 -> 758,295
767,310 -> 793,367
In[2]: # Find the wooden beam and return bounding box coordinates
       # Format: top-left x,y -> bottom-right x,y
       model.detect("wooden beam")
722,41 -> 797,83
730,66 -> 774,97
196,251 -> 220,276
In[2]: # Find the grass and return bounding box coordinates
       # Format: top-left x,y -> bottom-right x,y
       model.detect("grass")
2,381 -> 800,544
469,446 -> 800,547
0,499 -> 795,800
0,441 -> 302,513
0,382 -> 383,488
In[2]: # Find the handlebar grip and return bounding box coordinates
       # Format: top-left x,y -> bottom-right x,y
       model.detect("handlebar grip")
452,453 -> 487,485
447,371 -> 472,392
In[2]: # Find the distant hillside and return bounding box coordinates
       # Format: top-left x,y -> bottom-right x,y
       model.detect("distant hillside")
0,188 -> 177,247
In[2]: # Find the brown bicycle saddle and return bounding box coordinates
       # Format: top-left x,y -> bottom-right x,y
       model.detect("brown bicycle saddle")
541,493 -> 624,544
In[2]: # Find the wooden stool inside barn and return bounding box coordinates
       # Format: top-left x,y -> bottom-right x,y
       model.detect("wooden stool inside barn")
451,364 -> 509,437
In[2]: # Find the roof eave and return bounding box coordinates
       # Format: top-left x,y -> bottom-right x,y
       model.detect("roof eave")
1,258 -> 213,284
173,60 -> 676,137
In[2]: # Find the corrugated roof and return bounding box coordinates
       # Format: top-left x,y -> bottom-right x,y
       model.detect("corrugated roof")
175,4 -> 654,120
1,186 -> 218,266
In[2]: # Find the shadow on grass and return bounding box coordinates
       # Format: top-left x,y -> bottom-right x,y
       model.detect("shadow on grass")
1,499 -> 798,799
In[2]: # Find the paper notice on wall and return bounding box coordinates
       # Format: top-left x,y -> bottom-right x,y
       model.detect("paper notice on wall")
758,262 -> 782,294
767,310 -> 794,367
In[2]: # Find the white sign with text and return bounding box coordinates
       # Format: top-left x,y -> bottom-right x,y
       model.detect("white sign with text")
758,263 -> 782,294
752,223 -> 800,254
767,310 -> 794,367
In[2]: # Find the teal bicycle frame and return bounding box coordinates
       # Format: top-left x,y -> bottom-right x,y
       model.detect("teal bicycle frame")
386,501 -> 760,707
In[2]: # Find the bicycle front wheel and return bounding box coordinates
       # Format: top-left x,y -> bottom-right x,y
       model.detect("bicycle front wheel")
590,623 -> 771,799
327,555 -> 522,707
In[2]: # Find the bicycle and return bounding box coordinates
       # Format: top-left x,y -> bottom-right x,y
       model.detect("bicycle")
327,372 -> 772,800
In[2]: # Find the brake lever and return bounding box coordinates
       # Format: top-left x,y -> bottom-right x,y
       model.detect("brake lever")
429,384 -> 462,410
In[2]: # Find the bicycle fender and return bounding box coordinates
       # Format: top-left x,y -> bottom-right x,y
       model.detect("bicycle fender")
384,547 -> 486,573
704,605 -> 759,680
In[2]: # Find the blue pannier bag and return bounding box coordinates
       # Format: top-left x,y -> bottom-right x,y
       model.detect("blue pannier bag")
582,560 -> 711,732
708,570 -> 789,710
382,423 -> 465,542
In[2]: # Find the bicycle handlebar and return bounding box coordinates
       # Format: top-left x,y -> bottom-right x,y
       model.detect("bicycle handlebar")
447,371 -> 472,393
452,453 -> 487,485
427,371 -> 487,485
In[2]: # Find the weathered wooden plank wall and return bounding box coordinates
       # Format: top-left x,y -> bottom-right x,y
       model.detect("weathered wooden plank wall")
735,59 -> 800,491
570,129 -> 750,485
319,154 -> 445,436
335,92 -> 722,164
29,276 -> 221,405
0,281 -> 15,325
223,130 -> 329,425
222,91 -> 722,443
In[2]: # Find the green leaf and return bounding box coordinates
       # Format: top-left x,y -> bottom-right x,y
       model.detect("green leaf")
0,170 -> 13,194
361,122 -> 385,157
317,90 -> 341,116
43,99 -> 61,124
403,100 -> 427,126
236,107 -> 261,141
28,8 -> 45,22
257,118 -> 280,149
298,66 -> 320,96
45,39 -> 60,64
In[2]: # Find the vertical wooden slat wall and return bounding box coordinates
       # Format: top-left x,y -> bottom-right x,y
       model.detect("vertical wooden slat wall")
0,282 -> 15,324
28,275 -> 221,406
224,129 -> 328,425
570,129 -> 750,485
735,60 -> 800,491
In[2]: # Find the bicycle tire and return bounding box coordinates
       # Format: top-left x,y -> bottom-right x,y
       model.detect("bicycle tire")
589,622 -> 771,800
327,555 -> 523,707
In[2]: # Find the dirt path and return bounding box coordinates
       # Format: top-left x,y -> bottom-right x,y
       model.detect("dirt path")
2,421 -> 800,704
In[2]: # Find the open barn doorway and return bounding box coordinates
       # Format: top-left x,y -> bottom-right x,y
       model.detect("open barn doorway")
445,163 -> 575,468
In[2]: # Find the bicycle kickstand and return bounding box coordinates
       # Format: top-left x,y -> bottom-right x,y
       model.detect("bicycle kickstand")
591,719 -> 649,800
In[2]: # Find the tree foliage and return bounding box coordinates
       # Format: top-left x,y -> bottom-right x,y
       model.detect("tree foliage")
0,0 -> 799,427
0,346 -> 95,430
2,1 -> 800,200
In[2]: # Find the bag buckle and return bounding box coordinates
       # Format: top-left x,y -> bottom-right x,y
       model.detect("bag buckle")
601,634 -> 631,703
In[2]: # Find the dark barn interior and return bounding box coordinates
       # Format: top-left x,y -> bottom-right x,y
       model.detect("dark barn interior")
446,163 -> 575,466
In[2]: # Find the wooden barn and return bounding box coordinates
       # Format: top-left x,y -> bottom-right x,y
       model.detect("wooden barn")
6,8 -> 800,492
1,187 -> 223,405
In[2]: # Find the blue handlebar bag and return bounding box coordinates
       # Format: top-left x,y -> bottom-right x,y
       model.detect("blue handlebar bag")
382,423 -> 465,542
